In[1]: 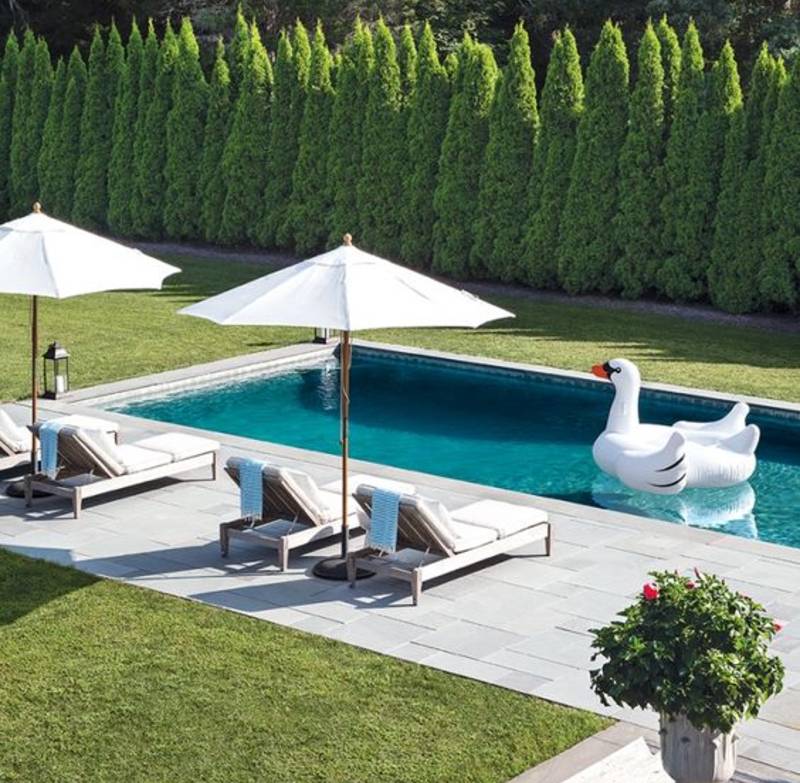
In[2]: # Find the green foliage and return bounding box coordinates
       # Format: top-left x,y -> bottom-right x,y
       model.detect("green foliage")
220,22 -> 272,245
282,23 -> 334,253
107,19 -> 143,236
164,18 -> 208,239
37,57 -> 66,214
327,20 -> 373,245
9,29 -> 36,216
400,22 -> 449,267
260,22 -> 310,247
73,23 -> 123,230
591,571 -> 785,733
558,21 -> 629,295
199,39 -> 231,244
656,16 -> 681,128
227,4 -> 250,102
472,23 -> 539,280
520,28 -> 583,289
614,22 -> 665,299
50,47 -> 86,219
0,32 -> 19,218
135,20 -> 178,238
432,37 -> 498,277
398,23 -> 417,101
760,55 -> 800,309
658,22 -> 706,299
130,20 -> 159,237
356,18 -> 406,257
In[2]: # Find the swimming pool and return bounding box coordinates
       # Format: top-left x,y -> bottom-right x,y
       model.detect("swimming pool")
108,349 -> 800,547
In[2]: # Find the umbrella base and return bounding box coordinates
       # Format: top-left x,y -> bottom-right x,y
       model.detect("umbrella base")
4,479 -> 50,499
312,556 -> 375,581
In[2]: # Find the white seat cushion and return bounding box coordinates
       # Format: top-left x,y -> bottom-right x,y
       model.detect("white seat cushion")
0,410 -> 30,452
116,444 -> 173,474
134,433 -> 219,461
448,518 -> 498,553
56,415 -> 119,434
451,499 -> 548,538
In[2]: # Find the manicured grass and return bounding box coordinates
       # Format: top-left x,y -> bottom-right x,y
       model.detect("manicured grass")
0,550 -> 608,782
0,254 -> 797,403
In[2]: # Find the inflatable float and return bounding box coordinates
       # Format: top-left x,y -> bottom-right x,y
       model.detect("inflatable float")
591,358 -> 759,495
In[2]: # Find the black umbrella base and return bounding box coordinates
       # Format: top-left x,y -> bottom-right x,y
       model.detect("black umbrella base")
4,479 -> 50,499
312,556 -> 375,581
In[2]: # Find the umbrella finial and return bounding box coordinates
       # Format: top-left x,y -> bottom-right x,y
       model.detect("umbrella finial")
32,201 -> 42,213
342,233 -> 353,246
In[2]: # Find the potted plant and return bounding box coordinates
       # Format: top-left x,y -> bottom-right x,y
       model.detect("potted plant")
590,570 -> 785,783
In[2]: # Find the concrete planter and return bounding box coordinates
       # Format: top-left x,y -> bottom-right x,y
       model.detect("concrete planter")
660,713 -> 737,783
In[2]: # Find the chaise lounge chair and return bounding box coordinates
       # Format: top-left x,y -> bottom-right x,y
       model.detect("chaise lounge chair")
25,423 -> 219,518
221,457 -> 414,570
348,485 -> 551,605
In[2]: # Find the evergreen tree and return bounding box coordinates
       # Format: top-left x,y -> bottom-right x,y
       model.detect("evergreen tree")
327,19 -> 372,245
0,32 -> 19,218
658,22 -> 705,299
135,20 -> 178,238
356,18 -> 406,257
164,18 -> 208,239
614,22 -> 665,299
199,38 -> 231,244
9,29 -> 35,216
51,47 -> 86,219
471,23 -> 538,280
400,22 -> 449,267
520,28 -> 583,289
708,45 -> 775,312
659,39 -> 741,302
398,23 -> 417,102
220,21 -> 272,245
558,21 -> 629,294
227,4 -> 250,102
760,55 -> 800,309
73,23 -> 124,229
37,57 -> 65,212
656,16 -> 681,128
259,22 -> 310,247
282,22 -> 334,253
432,38 -> 498,277
107,19 -> 143,236
130,20 -> 158,237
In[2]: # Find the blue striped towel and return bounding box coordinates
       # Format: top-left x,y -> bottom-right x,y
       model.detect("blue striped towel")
239,458 -> 270,521
40,420 -> 65,479
367,488 -> 401,553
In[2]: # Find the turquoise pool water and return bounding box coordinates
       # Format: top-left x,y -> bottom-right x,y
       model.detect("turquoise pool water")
110,350 -> 800,547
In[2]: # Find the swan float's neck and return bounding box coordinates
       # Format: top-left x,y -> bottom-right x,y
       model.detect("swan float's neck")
607,377 -> 640,433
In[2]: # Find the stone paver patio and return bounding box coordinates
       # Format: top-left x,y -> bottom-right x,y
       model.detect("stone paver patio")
2,345 -> 799,782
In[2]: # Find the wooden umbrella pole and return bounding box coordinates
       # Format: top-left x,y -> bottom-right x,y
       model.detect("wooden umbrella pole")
30,294 -> 38,471
340,329 -> 351,560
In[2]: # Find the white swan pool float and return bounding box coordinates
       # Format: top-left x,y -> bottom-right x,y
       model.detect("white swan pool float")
591,358 -> 759,495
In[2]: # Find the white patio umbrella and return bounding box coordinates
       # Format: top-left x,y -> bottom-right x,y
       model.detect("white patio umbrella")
0,203 -> 180,474
181,234 -> 513,578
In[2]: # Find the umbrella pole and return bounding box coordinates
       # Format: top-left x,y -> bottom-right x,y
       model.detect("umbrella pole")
30,294 -> 38,470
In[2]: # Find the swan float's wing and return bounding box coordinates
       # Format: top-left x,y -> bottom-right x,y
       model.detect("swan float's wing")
674,401 -> 749,444
615,432 -> 689,495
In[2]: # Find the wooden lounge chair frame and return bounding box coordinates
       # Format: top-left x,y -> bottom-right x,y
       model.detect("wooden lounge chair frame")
348,486 -> 551,605
25,425 -> 218,518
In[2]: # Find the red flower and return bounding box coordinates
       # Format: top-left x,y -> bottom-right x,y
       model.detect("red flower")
774,620 -> 785,633
686,580 -> 696,590
643,583 -> 660,601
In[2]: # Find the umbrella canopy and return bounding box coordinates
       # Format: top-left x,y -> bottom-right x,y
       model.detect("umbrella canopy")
181,235 -> 513,578
180,237 -> 511,330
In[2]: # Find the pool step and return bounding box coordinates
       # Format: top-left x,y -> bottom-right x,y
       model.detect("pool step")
562,738 -> 670,783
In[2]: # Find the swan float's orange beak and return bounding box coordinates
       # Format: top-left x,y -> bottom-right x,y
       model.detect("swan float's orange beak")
592,364 -> 609,379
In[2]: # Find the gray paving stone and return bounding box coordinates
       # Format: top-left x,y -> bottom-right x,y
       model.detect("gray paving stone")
496,670 -> 551,694
324,614 -> 428,653
483,648 -> 578,681
420,651 -> 514,684
414,620 -> 527,659
510,628 -> 596,670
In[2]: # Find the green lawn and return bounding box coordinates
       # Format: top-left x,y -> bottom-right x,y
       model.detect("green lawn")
0,550 -> 608,782
0,254 -> 797,403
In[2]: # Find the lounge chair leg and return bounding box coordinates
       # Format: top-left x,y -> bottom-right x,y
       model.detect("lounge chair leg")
72,489 -> 83,519
411,569 -> 423,606
24,475 -> 32,507
545,524 -> 553,557
219,524 -> 229,557
278,538 -> 289,572
347,555 -> 356,587
211,454 -> 218,481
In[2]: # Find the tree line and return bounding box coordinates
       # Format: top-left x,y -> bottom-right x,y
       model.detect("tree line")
0,12 -> 799,314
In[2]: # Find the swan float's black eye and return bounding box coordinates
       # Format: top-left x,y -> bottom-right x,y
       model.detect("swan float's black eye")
603,362 -> 621,375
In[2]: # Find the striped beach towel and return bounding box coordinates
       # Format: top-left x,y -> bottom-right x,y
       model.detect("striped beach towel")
367,488 -> 401,553
239,458 -> 270,521
40,420 -> 65,479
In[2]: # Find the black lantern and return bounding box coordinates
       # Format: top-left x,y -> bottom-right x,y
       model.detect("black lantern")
42,341 -> 70,399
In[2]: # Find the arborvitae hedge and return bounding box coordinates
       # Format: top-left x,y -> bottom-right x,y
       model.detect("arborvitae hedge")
283,23 -> 334,253
199,38 -> 230,244
9,29 -> 36,216
164,18 -> 208,239
432,37 -> 498,277
614,22 -> 665,299
107,19 -> 143,236
656,17 -> 681,128
558,21 -> 629,295
227,5 -> 250,103
0,32 -> 19,217
37,56 -> 65,212
520,28 -> 583,289
51,46 -> 86,219
400,22 -> 449,267
472,23 -> 538,280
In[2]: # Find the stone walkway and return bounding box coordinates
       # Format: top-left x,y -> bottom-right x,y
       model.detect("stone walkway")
2,352 -> 800,782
